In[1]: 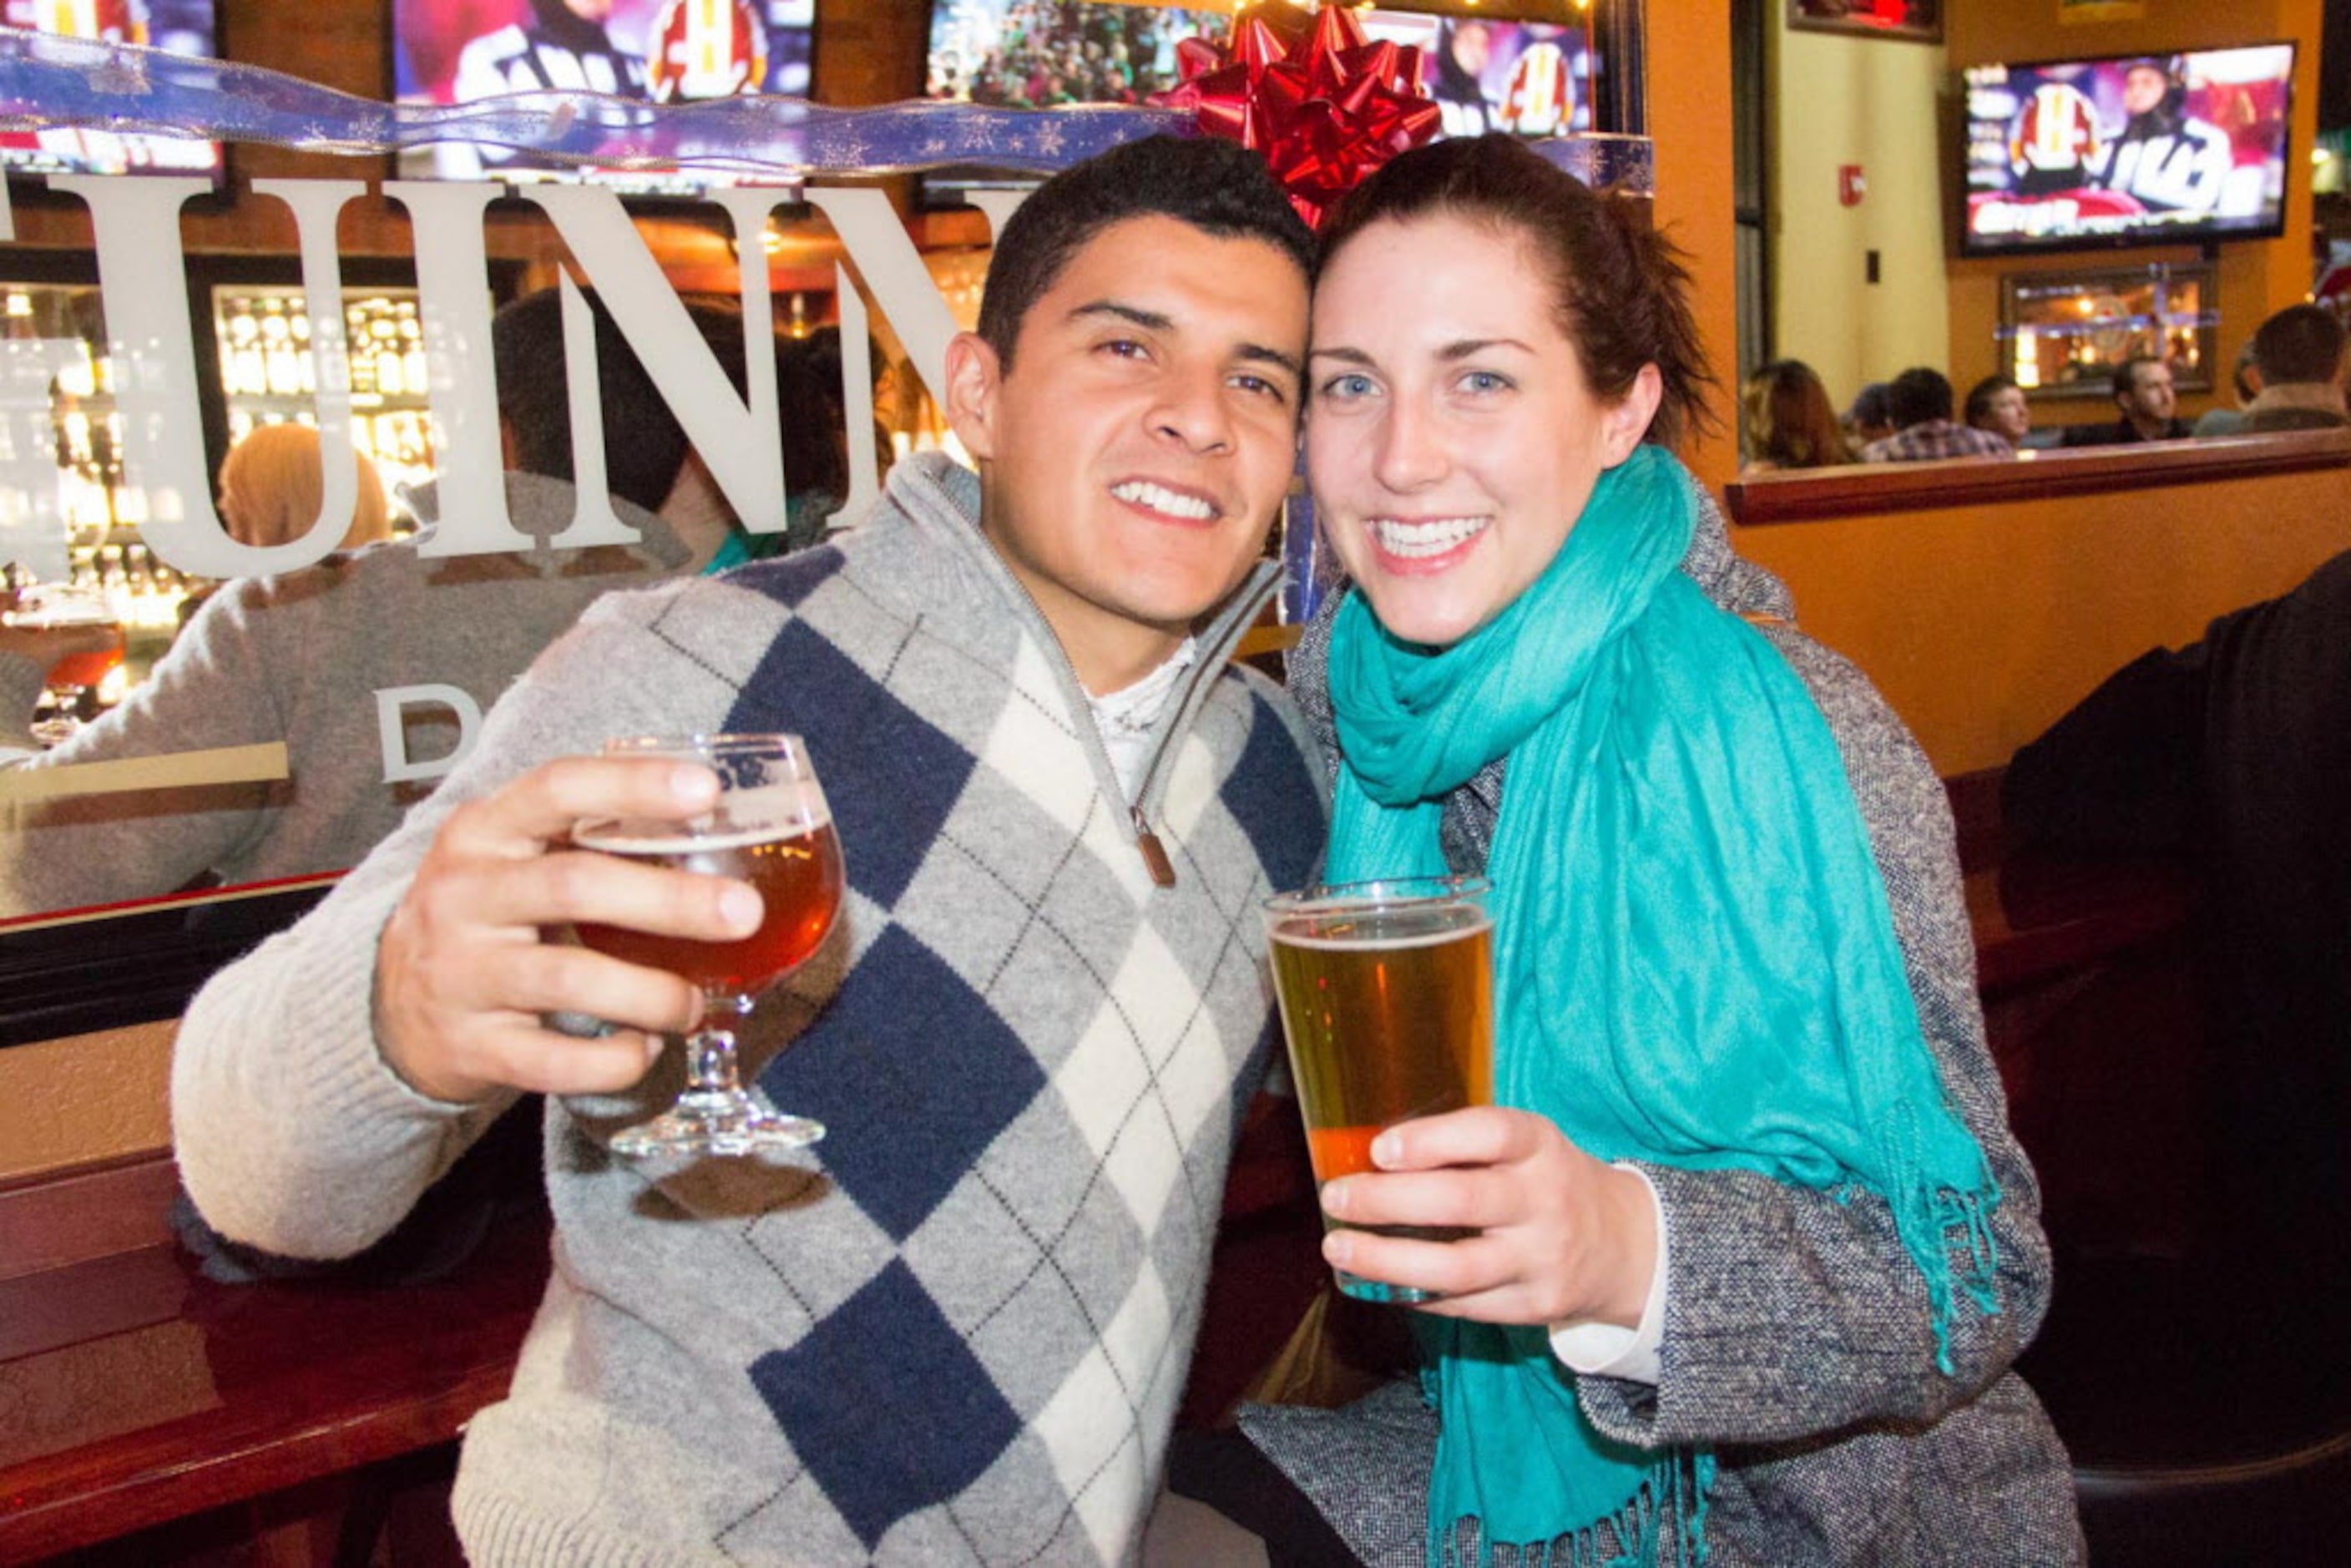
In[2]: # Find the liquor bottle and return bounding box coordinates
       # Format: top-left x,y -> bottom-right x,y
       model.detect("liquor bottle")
260,298 -> 301,397
397,301 -> 428,396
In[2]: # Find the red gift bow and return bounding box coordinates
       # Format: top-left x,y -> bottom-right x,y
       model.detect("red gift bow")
1154,3 -> 1442,228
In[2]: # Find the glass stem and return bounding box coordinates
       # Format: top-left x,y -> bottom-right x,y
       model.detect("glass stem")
685,992 -> 756,1100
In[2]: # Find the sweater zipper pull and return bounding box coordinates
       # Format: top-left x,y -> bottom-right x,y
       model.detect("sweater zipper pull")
1132,806 -> 1176,888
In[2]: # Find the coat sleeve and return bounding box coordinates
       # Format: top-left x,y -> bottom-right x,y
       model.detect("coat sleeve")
1575,630 -> 2054,1448
170,581 -> 720,1258
1,584 -> 287,919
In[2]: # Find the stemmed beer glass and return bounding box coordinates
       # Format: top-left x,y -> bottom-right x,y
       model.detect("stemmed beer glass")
572,733 -> 844,1159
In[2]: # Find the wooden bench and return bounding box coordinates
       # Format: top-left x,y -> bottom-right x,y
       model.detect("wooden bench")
0,1155 -> 544,1563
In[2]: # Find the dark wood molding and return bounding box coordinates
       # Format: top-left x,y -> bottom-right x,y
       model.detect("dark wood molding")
1727,430 -> 2351,527
0,1151 -> 182,1282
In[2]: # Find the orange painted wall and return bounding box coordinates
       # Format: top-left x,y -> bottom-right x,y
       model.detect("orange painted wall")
1651,3 -> 1742,492
1944,0 -> 2326,428
1737,463 -> 2351,775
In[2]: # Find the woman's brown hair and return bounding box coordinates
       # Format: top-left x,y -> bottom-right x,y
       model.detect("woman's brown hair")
1742,359 -> 1850,469
1316,134 -> 1716,449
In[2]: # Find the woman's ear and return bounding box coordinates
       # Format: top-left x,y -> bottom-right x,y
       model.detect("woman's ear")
1599,363 -> 1666,468
943,331 -> 1001,463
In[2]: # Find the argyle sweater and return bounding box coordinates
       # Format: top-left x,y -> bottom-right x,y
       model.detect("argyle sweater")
172,453 -> 1327,1565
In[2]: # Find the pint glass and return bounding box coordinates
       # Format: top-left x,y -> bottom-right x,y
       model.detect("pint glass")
1264,877 -> 1494,1304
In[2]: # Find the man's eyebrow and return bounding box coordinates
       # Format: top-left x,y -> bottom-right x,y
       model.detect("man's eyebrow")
1069,300 -> 1172,334
1072,299 -> 1302,381
1237,341 -> 1304,382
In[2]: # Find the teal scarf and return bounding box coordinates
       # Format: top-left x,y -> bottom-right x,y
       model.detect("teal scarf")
1322,446 -> 2000,1566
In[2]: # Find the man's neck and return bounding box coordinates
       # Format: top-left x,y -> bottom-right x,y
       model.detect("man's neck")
2128,411 -> 2171,440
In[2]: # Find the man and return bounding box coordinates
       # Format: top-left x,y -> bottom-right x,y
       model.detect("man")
2237,303 -> 2348,433
1964,373 -> 2033,448
438,0 -> 645,179
2095,58 -> 2230,215
2006,548 -> 2351,1380
2060,356 -> 2191,447
171,135 -> 1324,1564
1,289 -> 742,920
2191,338 -> 2263,438
1859,366 -> 2015,463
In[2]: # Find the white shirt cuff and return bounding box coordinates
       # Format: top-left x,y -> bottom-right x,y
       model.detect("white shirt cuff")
1547,1163 -> 1667,1385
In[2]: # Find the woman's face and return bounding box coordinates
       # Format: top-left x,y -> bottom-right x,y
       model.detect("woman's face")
1307,214 -> 1656,648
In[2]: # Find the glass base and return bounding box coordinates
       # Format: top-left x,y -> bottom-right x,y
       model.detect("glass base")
1335,1268 -> 1446,1305
609,1090 -> 825,1160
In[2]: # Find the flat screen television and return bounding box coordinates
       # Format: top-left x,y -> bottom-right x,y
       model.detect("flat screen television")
0,0 -> 224,181
392,0 -> 815,198
1354,8 -> 1596,140
1960,43 -> 2297,258
923,0 -> 1226,109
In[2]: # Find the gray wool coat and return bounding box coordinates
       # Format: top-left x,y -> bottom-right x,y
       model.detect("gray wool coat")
1243,484 -> 2086,1566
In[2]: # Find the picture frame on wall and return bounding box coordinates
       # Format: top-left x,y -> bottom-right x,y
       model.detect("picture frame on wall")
1787,1 -> 1942,45
1998,261 -> 2217,401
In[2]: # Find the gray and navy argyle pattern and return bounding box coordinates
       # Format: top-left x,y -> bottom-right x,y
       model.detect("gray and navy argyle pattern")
459,456 -> 1323,1564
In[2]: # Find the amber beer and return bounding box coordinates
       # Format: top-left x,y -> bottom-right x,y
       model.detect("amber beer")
573,811 -> 843,996
1266,878 -> 1494,1304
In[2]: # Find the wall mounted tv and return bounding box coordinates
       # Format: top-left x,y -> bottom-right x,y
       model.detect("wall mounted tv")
0,0 -> 224,182
1353,8 -> 1596,140
392,0 -> 815,198
1961,43 -> 2297,259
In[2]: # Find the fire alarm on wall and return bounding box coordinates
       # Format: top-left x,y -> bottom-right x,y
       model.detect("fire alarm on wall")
1839,164 -> 1867,206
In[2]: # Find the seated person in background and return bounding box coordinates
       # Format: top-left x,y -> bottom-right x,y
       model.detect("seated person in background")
1844,378 -> 1895,452
220,422 -> 394,550
1964,373 -> 2036,449
2005,549 -> 2351,1373
170,135 -> 1325,1563
2237,303 -> 2348,433
174,423 -> 397,628
1739,357 -> 1850,472
2058,355 -> 2190,447
1860,365 -> 2016,462
0,288 -> 758,921
2191,338 -> 2261,438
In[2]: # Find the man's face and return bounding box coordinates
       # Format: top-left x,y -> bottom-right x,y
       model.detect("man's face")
1982,387 -> 2030,444
2123,66 -> 2168,116
947,215 -> 1307,690
1454,23 -> 1493,75
2121,361 -> 2177,427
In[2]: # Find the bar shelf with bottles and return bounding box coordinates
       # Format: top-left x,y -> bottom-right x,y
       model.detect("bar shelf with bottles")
214,286 -> 437,502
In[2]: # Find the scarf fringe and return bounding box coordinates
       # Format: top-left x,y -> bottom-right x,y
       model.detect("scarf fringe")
1436,1449 -> 1717,1568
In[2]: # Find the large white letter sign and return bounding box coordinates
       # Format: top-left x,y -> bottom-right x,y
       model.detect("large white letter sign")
48,175 -> 367,579
384,180 -> 513,558
523,184 -> 789,545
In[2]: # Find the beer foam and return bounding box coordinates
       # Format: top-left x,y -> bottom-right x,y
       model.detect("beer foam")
575,780 -> 832,856
1271,914 -> 1491,951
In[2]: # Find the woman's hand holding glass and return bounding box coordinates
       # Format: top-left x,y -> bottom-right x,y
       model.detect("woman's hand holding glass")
1315,1105 -> 1659,1329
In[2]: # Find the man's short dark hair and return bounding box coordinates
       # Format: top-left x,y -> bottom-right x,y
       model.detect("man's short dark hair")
494,286 -> 739,514
2111,355 -> 2166,402
2251,304 -> 2348,387
1885,367 -> 1954,429
1964,374 -> 2020,427
974,136 -> 1314,371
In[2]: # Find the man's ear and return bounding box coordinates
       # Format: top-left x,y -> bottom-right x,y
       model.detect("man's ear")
944,331 -> 1003,463
1598,362 -> 1665,468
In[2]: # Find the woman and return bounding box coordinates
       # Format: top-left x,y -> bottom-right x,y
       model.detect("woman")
216,422 -> 392,552
1241,135 -> 2081,1565
1740,357 -> 1850,471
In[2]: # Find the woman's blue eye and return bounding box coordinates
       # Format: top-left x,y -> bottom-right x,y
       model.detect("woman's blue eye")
1322,373 -> 1376,399
1462,370 -> 1510,394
